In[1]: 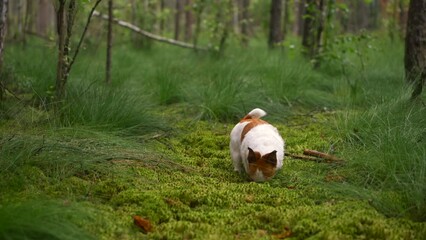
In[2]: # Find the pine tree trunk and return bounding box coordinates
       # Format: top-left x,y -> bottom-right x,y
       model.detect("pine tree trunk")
106,0 -> 113,84
184,0 -> 193,42
55,0 -> 67,102
55,0 -> 76,102
282,0 -> 289,40
268,0 -> 283,48
0,0 -> 8,101
241,0 -> 250,47
302,0 -> 315,56
174,0 -> 183,40
404,0 -> 426,99
294,0 -> 305,36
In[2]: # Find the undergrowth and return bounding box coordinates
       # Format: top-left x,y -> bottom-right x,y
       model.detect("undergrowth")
1,36 -> 426,239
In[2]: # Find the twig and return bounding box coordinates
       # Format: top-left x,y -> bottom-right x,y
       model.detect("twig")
92,11 -> 209,51
285,152 -> 318,161
3,85 -> 22,100
303,149 -> 344,163
67,0 -> 103,74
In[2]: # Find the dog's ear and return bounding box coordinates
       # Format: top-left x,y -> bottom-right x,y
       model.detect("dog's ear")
248,147 -> 257,163
265,150 -> 277,166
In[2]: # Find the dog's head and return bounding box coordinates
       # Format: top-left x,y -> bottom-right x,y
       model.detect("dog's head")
247,147 -> 278,182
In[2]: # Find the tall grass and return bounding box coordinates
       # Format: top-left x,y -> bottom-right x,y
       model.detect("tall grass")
0,200 -> 93,240
337,91 -> 426,220
60,81 -> 166,134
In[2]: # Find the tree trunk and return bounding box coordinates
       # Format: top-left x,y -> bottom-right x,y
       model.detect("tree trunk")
159,0 -> 165,34
106,0 -> 113,84
294,0 -> 305,36
192,1 -> 205,51
240,0 -> 250,47
404,0 -> 426,99
55,0 -> 76,102
55,0 -> 67,102
282,0 -> 289,41
268,0 -> 283,48
0,0 -> 8,101
184,0 -> 193,42
302,0 -> 315,56
38,0 -> 54,37
174,0 -> 183,40
301,0 -> 324,61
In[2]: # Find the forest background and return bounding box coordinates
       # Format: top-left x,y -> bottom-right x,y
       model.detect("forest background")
0,0 -> 425,239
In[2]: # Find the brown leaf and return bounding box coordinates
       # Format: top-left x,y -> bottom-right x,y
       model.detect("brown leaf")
273,227 -> 292,239
133,215 -> 153,233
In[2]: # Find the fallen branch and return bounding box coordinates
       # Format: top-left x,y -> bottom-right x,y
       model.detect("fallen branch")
92,11 -> 209,51
285,152 -> 318,161
303,149 -> 344,164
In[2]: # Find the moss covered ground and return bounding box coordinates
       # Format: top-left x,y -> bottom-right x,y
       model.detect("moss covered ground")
1,105 -> 425,240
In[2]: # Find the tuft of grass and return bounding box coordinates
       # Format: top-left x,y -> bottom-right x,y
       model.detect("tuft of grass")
0,200 -> 93,240
59,81 -> 166,134
337,91 -> 426,220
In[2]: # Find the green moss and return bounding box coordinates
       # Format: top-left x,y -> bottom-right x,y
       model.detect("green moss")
2,112 -> 426,239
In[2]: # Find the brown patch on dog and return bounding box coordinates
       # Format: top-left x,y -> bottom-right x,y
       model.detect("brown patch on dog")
247,148 -> 277,180
240,118 -> 268,142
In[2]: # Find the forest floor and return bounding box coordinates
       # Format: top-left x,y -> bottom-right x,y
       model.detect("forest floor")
1,38 -> 425,239
1,104 -> 425,240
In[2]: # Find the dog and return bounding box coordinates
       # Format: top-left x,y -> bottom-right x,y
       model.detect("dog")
230,108 -> 284,182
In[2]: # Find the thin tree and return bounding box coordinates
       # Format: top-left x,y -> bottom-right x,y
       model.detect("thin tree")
404,0 -> 426,99
268,0 -> 283,48
55,0 -> 73,102
0,0 -> 8,101
106,0 -> 113,84
184,0 -> 193,42
282,0 -> 289,40
174,0 -> 183,40
302,0 -> 324,62
55,0 -> 102,103
240,0 -> 250,47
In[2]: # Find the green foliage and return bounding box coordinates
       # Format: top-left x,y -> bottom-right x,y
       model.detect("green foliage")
60,81 -> 165,134
2,33 -> 426,239
337,92 -> 426,220
0,200 -> 93,240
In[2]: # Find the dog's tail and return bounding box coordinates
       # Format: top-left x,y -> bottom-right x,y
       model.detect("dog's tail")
241,108 -> 267,121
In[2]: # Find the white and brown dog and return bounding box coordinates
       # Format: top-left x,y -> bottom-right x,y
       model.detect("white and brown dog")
230,108 -> 284,182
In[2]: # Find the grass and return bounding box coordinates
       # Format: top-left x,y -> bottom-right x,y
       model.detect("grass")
1,35 -> 426,239
0,200 -> 93,240
336,91 -> 426,221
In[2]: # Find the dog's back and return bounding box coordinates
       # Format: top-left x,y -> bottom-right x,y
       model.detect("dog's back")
230,108 -> 284,182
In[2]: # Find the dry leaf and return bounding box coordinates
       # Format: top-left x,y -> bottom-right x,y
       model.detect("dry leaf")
273,227 -> 292,239
133,215 -> 153,233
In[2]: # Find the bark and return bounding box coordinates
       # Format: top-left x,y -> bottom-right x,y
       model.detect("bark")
268,0 -> 283,48
192,1 -> 205,51
294,0 -> 305,36
302,0 -> 315,56
404,0 -> 426,99
240,0 -> 250,47
174,0 -> 183,40
38,0 -> 53,36
106,0 -> 113,84
55,0 -> 67,102
0,0 -> 8,100
282,0 -> 289,40
217,1 -> 233,56
302,0 -> 324,61
159,0 -> 165,34
184,0 -> 193,42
